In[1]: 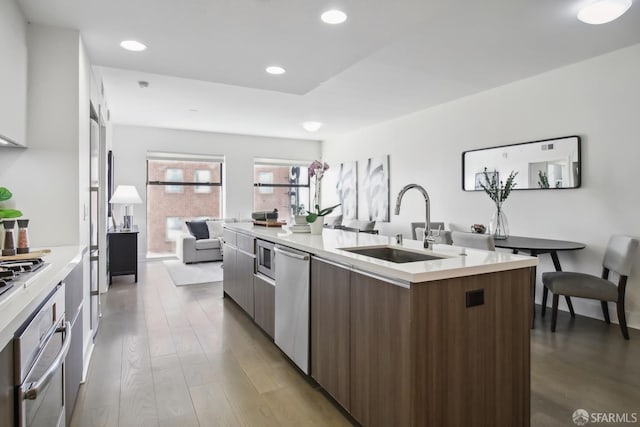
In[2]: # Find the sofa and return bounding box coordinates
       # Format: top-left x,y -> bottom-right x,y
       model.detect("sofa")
177,218 -> 233,264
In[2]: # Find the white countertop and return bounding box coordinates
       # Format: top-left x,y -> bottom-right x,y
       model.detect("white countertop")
225,223 -> 537,285
0,245 -> 86,349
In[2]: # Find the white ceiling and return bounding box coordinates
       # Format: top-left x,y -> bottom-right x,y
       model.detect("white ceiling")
19,0 -> 640,141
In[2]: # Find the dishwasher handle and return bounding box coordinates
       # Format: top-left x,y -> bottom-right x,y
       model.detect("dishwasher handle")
274,246 -> 309,261
23,321 -> 72,401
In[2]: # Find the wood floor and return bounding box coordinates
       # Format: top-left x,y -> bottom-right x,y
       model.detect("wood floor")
70,262 -> 640,427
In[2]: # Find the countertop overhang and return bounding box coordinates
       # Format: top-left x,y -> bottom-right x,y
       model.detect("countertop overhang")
0,245 -> 86,349
224,223 -> 537,284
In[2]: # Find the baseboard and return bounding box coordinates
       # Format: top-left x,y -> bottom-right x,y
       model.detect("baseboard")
81,341 -> 95,383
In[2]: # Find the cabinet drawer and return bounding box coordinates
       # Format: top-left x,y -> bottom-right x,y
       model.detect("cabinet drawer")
223,229 -> 237,246
237,233 -> 255,254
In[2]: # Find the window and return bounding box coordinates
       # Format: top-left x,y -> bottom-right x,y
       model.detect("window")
147,157 -> 223,257
258,172 -> 274,194
194,169 -> 212,193
165,168 -> 184,193
253,162 -> 310,224
165,217 -> 183,242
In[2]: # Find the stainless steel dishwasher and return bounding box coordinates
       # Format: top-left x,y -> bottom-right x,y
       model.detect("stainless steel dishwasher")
274,245 -> 310,374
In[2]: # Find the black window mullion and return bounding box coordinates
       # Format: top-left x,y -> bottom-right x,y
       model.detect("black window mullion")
148,181 -> 222,186
253,183 -> 310,188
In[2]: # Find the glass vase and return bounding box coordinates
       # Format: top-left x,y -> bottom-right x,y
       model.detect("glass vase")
489,206 -> 509,240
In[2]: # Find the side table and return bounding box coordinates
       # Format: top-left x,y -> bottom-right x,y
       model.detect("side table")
108,226 -> 139,284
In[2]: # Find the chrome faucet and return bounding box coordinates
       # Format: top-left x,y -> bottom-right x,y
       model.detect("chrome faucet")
394,184 -> 435,249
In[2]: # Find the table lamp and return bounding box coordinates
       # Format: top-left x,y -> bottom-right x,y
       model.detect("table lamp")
109,185 -> 142,230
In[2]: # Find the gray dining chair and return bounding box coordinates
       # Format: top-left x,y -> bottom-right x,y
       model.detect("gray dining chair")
342,219 -> 376,232
414,227 -> 452,245
411,222 -> 444,240
542,235 -> 639,339
451,231 -> 496,251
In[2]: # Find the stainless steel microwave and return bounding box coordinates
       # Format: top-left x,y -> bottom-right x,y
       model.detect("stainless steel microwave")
256,239 -> 276,280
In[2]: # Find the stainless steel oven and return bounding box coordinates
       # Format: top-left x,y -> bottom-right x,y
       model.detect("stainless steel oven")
15,284 -> 70,427
256,239 -> 276,280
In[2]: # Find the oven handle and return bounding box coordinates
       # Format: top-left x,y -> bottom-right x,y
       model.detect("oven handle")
23,321 -> 72,401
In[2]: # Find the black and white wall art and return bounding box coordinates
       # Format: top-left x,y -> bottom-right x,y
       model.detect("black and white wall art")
362,155 -> 390,221
336,161 -> 358,219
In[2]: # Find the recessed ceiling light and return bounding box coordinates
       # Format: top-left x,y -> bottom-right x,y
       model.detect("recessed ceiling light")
120,40 -> 147,52
302,121 -> 323,132
577,0 -> 632,24
266,66 -> 286,75
321,9 -> 348,24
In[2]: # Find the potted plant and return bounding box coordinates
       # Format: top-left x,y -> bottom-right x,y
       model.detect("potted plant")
306,160 -> 340,234
479,168 -> 517,239
0,187 -> 22,219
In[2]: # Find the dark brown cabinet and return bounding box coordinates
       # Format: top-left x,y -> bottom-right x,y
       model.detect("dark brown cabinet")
253,274 -> 275,338
310,257 -> 351,410
107,227 -> 138,284
350,270 -> 411,427
310,258 -> 531,427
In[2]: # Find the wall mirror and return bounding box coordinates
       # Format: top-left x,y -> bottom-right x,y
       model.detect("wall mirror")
462,135 -> 581,191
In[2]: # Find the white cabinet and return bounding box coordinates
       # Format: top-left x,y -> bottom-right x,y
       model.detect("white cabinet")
0,0 -> 27,146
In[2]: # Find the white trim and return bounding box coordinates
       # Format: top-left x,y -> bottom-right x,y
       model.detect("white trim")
147,151 -> 225,162
254,157 -> 313,167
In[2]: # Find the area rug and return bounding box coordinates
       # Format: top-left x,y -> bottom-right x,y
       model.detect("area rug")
162,259 -> 224,286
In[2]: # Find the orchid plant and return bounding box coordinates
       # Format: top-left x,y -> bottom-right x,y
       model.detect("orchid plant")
0,187 -> 22,219
306,160 -> 340,223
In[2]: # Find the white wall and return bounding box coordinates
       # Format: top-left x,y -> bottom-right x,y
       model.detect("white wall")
0,24 -> 82,247
322,43 -> 640,328
0,0 -> 27,146
111,125 -> 321,257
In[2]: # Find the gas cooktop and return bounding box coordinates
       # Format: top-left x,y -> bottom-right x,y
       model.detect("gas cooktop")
0,258 -> 48,299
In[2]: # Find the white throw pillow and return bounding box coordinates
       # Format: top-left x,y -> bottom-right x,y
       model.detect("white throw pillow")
206,220 -> 224,238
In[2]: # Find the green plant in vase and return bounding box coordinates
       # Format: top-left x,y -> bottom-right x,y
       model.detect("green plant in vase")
479,168 -> 517,240
0,187 -> 22,219
0,187 -> 23,256
306,160 -> 340,233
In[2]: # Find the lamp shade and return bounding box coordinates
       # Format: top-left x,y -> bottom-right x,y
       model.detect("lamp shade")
110,185 -> 142,204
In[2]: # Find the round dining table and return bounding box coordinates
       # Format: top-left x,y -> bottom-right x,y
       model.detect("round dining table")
494,236 -> 586,328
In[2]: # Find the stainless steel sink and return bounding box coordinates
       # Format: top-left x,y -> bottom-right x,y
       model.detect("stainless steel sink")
340,246 -> 445,263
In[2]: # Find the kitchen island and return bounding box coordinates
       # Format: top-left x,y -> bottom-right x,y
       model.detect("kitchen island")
224,223 -> 537,427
